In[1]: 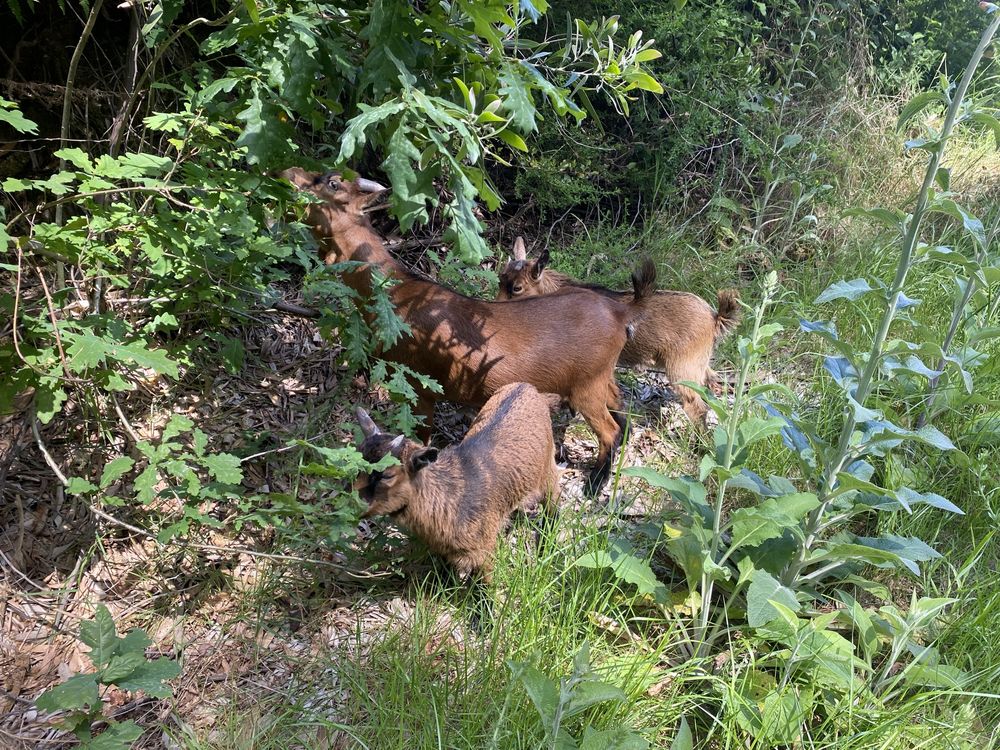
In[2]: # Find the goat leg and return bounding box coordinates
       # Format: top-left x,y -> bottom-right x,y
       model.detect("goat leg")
582,408 -> 625,498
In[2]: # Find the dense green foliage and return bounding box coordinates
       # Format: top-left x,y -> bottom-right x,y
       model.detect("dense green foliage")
3,0 -> 1000,747
2,0 -> 662,542
517,0 -> 998,215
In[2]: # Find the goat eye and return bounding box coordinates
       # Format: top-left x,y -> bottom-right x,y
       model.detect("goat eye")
325,174 -> 340,189
512,285 -> 523,294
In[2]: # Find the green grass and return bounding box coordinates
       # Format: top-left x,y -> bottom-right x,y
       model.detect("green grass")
174,514 -> 690,749
330,519 -> 672,748
175,501 -> 1000,749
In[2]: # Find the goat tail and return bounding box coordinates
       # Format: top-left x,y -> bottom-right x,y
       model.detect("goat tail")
714,289 -> 742,339
630,258 -> 657,303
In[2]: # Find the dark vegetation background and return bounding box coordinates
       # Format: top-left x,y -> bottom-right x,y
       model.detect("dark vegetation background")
1,0 -> 988,227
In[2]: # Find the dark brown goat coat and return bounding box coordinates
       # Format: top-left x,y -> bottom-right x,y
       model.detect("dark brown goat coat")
355,383 -> 561,581
497,238 -> 741,423
283,169 -> 655,493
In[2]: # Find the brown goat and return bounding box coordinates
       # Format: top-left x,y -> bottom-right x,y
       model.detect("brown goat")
497,237 -> 741,424
283,168 -> 655,494
354,383 -> 561,581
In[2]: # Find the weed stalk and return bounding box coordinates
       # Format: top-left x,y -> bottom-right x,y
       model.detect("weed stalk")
783,7 -> 1000,585
695,273 -> 779,656
749,1 -> 824,248
918,213 -> 1000,427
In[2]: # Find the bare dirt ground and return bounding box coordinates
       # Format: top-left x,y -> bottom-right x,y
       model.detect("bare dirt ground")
0,303 -> 729,749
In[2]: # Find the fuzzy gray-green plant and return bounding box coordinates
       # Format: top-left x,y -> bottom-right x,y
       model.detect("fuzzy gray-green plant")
606,8 -> 1000,746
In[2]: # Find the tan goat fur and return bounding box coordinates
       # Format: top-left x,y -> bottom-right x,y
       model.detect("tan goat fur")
354,383 -> 561,581
497,237 -> 741,423
283,168 -> 655,494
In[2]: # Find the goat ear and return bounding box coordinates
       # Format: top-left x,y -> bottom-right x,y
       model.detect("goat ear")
512,236 -> 527,261
280,167 -> 314,190
355,407 -> 381,438
532,247 -> 550,278
408,446 -> 439,472
360,188 -> 390,213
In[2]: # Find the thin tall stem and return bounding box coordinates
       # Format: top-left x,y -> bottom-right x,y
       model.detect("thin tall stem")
750,3 -> 822,248
918,215 -> 999,427
694,279 -> 777,656
54,0 -> 106,290
782,9 -> 1000,586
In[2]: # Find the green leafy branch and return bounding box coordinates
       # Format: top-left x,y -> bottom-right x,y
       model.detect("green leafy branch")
206,0 -> 662,260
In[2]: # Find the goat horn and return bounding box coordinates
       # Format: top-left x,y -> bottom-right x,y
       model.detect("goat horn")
356,178 -> 388,193
389,434 -> 406,455
355,407 -> 381,437
512,236 -> 527,261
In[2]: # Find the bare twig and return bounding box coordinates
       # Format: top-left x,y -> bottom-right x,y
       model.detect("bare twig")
5,185 -> 201,233
239,445 -> 298,463
32,266 -> 71,380
25,245 -> 71,264
0,687 -> 35,708
10,245 -> 27,365
52,553 -> 87,634
0,77 -> 119,101
87,504 -> 386,579
108,4 -> 142,158
0,412 -> 28,497
111,394 -> 142,444
272,300 -> 321,319
106,296 -> 171,308
31,415 -> 69,485
0,726 -> 72,745
0,545 -> 45,590
114,12 -> 238,148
